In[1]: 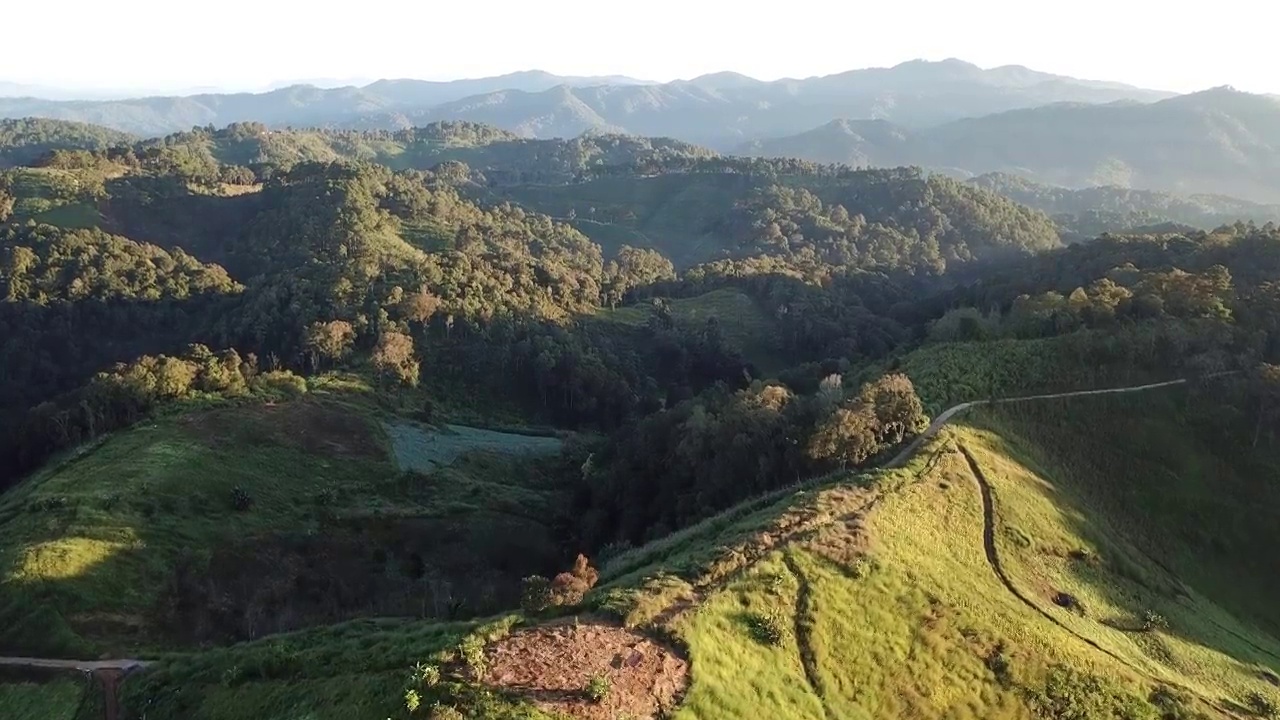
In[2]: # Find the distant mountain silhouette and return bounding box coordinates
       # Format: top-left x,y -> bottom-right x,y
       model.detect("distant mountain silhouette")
742,88 -> 1280,203
0,60 -> 1165,139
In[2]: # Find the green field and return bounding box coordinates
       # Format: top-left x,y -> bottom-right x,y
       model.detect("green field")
4,167 -> 107,229
592,287 -> 784,370
0,672 -> 90,720
499,174 -> 747,267
0,377 -> 577,659
79,381 -> 1279,719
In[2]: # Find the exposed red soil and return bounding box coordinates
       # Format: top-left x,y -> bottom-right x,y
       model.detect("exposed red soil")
485,620 -> 688,720
95,669 -> 122,720
178,401 -> 384,459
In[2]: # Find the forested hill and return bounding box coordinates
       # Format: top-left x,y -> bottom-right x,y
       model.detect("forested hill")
5,101 -> 1280,720
0,128 -> 1061,487
0,59 -> 1167,138
968,172 -> 1280,241
0,118 -> 134,167
740,88 -> 1280,203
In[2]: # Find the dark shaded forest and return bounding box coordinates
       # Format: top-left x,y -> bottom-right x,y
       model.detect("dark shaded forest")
5,118 -> 1280,555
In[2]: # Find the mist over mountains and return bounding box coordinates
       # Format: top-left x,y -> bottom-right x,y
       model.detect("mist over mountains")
743,88 -> 1280,203
1,59 -> 1165,139
5,59 -> 1280,201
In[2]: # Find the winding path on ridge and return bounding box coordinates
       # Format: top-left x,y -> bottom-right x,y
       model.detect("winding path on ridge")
0,374 -> 1237,719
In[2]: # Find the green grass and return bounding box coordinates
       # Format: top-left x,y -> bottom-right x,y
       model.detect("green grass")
0,673 -> 88,720
895,331 -> 1178,413
119,615 -> 550,720
93,382 -> 1280,719
0,377 -> 576,657
966,389 -> 1280,644
4,167 -> 110,229
592,288 -> 784,371
0,395 -> 396,656
611,384 -> 1279,719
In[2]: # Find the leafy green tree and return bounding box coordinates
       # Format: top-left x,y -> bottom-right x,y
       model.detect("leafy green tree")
305,320 -> 356,369
0,187 -> 13,223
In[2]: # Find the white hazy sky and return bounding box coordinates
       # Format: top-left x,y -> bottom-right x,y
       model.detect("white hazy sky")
6,0 -> 1278,94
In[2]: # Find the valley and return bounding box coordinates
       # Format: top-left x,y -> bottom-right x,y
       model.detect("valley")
3,48 -> 1280,720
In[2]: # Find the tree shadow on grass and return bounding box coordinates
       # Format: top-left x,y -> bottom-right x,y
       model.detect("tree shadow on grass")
957,393 -> 1280,688
0,389 -> 574,659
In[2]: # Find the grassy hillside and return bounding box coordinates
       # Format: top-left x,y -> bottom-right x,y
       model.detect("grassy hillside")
0,375 -> 575,658
110,381 -> 1280,719
591,288 -> 783,370
0,668 -> 96,720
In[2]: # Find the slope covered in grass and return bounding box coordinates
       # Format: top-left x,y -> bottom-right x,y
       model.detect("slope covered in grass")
603,382 -> 1280,719
111,381 -> 1280,719
0,378 -> 578,659
0,669 -> 93,720
591,288 -> 783,370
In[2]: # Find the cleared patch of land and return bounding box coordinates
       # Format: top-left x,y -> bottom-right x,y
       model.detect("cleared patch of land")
485,619 -> 688,720
384,422 -> 562,473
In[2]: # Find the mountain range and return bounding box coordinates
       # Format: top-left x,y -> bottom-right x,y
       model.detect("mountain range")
743,88 -> 1280,203
0,59 -> 1166,140
6,60 -> 1280,201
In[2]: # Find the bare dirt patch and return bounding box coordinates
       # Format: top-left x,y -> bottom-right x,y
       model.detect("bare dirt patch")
485,620 -> 688,720
178,401 -> 385,460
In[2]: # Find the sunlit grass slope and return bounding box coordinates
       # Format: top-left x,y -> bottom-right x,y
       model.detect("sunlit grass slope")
112,383 -> 1280,719
606,385 -> 1280,719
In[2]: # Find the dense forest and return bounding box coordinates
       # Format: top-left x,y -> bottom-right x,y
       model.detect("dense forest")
5,119 -> 1280,549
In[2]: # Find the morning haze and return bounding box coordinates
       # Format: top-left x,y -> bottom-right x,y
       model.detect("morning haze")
2,3 -> 1279,720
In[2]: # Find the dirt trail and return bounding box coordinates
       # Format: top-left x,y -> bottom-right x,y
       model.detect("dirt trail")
0,373 -> 1233,717
0,657 -> 147,720
782,554 -> 835,720
958,442 -> 1247,718
884,377 -> 1198,469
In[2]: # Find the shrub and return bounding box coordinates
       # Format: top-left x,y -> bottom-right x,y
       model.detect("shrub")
230,485 -> 253,511
985,643 -> 1013,686
746,610 -> 787,646
548,554 -> 600,607
458,635 -> 487,681
250,370 -> 308,398
1142,610 -> 1169,633
429,705 -> 465,720
584,673 -> 611,703
314,485 -> 339,506
1247,691 -> 1280,719
1032,666 -> 1157,720
405,689 -> 422,713
410,662 -> 440,688
1149,685 -> 1208,720
520,575 -> 553,613
28,495 -> 70,512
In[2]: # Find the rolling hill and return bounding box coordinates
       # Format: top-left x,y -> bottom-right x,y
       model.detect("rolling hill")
967,172 -> 1280,241
6,98 -> 1280,720
18,363 -> 1272,720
